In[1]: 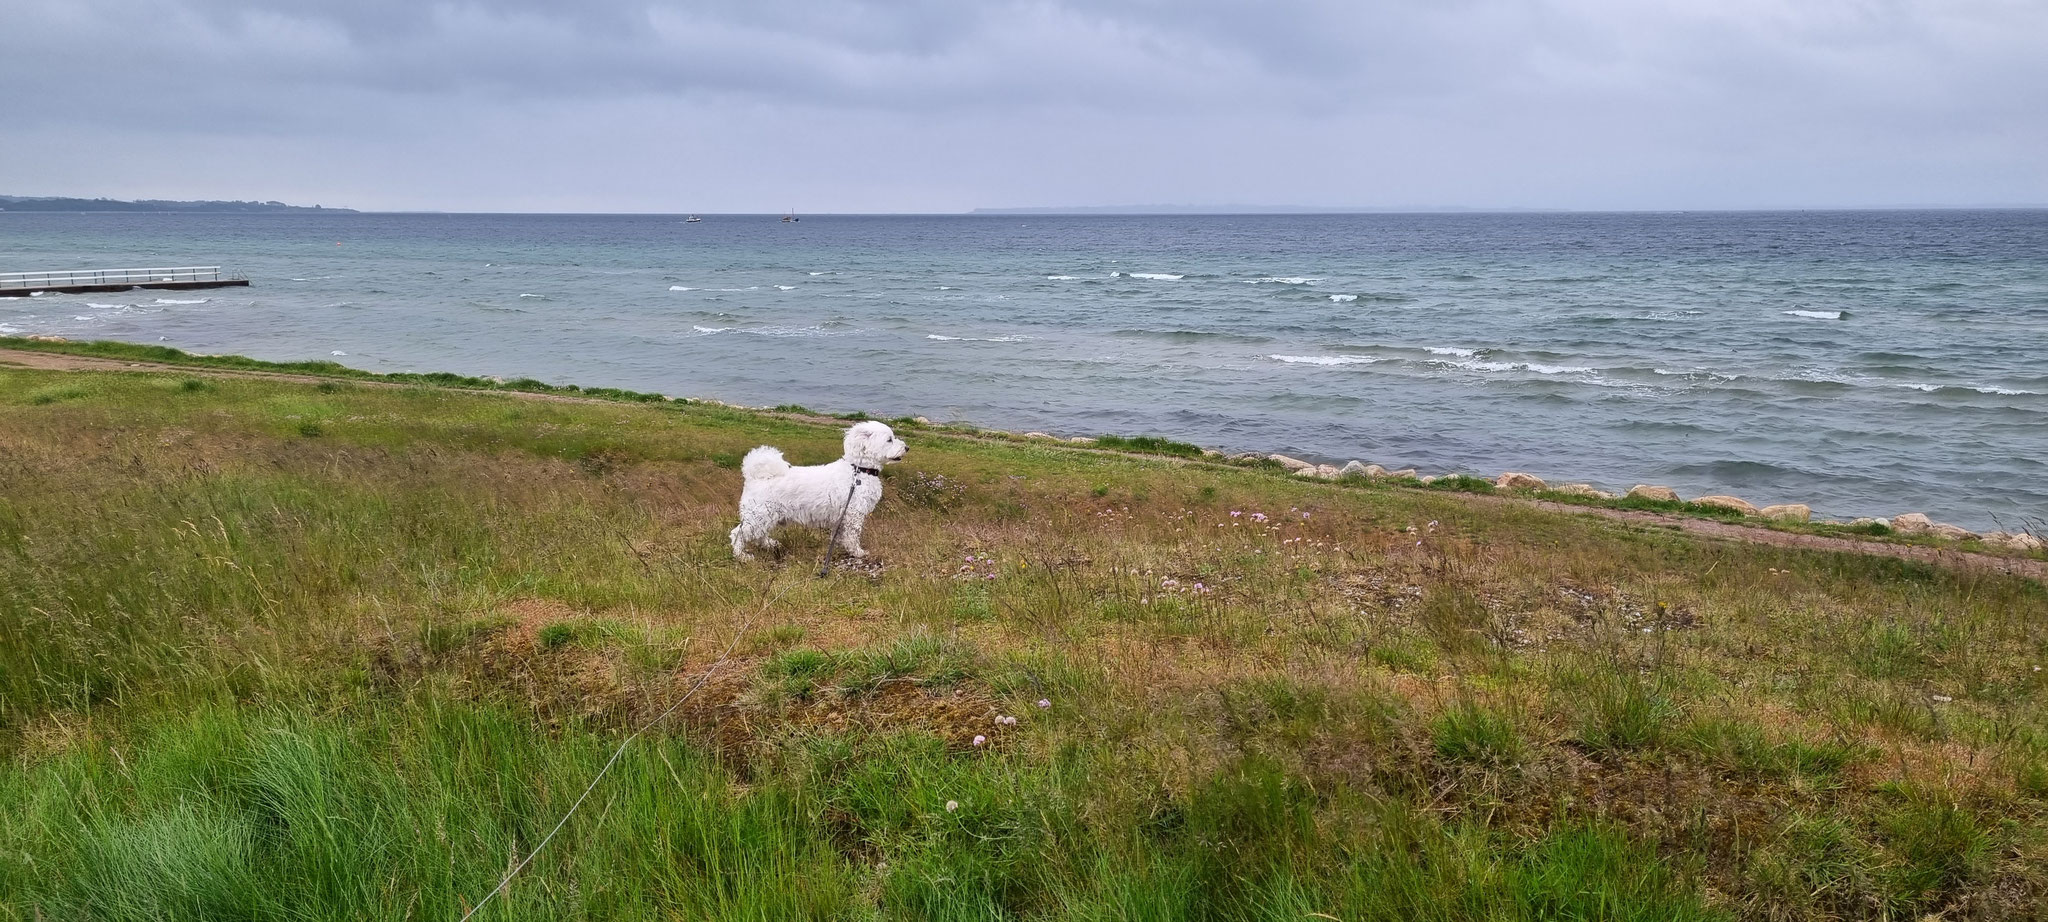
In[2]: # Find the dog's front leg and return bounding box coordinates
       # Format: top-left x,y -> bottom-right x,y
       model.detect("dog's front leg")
838,519 -> 867,558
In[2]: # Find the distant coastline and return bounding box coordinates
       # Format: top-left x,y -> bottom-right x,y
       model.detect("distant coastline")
968,204 -> 1562,216
0,195 -> 355,214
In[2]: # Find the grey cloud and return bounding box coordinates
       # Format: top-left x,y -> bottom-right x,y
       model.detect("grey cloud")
2,0 -> 2042,211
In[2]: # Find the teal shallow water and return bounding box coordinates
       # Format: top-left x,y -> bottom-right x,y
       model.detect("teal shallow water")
4,210 -> 2045,530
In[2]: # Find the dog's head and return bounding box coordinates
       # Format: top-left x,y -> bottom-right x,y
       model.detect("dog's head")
844,421 -> 908,467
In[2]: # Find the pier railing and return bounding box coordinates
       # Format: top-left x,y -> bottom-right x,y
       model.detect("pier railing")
0,266 -> 245,292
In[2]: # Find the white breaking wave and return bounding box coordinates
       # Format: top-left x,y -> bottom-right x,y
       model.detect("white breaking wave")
935,286 -> 959,290
1045,275 -> 1079,280
288,276 -> 335,281
776,285 -> 797,290
1785,310 -> 1844,320
1892,381 -> 2040,396
697,324 -> 854,338
1244,277 -> 1322,285
1446,359 -> 1596,375
154,298 -> 208,305
73,315 -> 93,321
86,302 -> 126,310
808,271 -> 829,276
1270,354 -> 1380,366
927,333 -> 1027,343
671,286 -> 759,292
1328,294 -> 1359,302
1424,346 -> 1478,358
1129,272 -> 1184,281
331,350 -> 348,356
518,293 -> 546,299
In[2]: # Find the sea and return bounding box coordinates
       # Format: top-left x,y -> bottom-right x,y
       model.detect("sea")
3,210 -> 2045,531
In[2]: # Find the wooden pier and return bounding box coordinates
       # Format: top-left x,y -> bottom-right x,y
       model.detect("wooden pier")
0,266 -> 249,298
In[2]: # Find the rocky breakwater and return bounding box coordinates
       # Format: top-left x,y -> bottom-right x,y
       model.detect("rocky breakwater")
1302,456 -> 2039,556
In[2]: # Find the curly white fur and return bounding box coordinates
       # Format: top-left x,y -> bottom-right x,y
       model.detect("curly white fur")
730,421 -> 909,561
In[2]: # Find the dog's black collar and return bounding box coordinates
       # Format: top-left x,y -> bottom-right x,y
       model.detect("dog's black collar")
853,465 -> 883,478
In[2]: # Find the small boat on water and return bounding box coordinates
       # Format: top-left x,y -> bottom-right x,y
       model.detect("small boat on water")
685,215 -> 702,223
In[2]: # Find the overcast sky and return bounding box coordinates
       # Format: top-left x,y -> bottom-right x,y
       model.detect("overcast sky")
4,0 -> 2044,213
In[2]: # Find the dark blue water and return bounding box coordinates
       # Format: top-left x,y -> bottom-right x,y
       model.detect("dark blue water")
4,210 -> 2045,529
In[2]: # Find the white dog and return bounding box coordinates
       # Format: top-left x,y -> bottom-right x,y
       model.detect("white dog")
729,421 -> 909,561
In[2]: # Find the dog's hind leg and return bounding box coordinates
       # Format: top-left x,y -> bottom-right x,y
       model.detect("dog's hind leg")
729,523 -> 758,561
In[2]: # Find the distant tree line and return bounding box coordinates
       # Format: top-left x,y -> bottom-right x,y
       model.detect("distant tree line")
0,196 -> 356,213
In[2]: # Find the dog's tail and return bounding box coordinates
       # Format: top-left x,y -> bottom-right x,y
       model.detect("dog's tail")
740,446 -> 790,481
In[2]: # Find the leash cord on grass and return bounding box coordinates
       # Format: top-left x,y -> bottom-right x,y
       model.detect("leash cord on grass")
455,573 -> 788,922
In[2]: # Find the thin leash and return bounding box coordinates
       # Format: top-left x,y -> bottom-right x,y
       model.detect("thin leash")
455,572 -> 791,922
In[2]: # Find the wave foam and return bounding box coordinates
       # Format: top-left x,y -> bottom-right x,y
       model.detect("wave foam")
1045,275 -> 1079,281
518,293 -> 546,299
1424,346 -> 1477,358
1785,310 -> 1845,320
1448,359 -> 1595,375
1129,272 -> 1184,281
1244,277 -> 1321,285
1271,354 -> 1380,366
927,333 -> 1027,343
671,286 -> 759,292
1328,294 -> 1358,302
330,350 -> 347,356
692,325 -> 730,334
153,298 -> 208,305
776,285 -> 797,290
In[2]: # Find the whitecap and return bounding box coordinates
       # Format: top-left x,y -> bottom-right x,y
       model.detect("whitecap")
808,271 -> 829,276
927,333 -> 1026,343
692,325 -> 730,334
1045,275 -> 1079,281
154,298 -> 209,305
935,286 -> 958,290
73,315 -> 93,321
1244,277 -> 1321,285
86,302 -> 126,309
776,285 -> 798,290
1130,272 -> 1184,281
0,324 -> 19,334
331,350 -> 347,356
1424,346 -> 1477,358
287,276 -> 335,281
1270,355 -> 1380,366
1447,359 -> 1595,375
1328,294 -> 1359,302
670,286 -> 696,291
518,293 -> 546,299
1784,310 -> 1844,320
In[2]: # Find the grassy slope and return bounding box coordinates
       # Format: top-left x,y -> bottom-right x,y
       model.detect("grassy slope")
2,363 -> 2045,921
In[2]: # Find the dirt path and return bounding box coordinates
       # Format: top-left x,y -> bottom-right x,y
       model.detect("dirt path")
6,345 -> 2042,583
